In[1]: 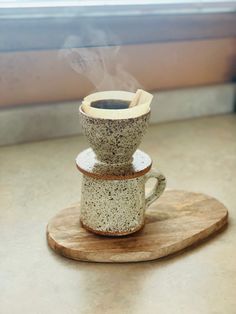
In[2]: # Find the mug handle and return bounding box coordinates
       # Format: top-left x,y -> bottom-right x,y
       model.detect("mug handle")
144,169 -> 166,209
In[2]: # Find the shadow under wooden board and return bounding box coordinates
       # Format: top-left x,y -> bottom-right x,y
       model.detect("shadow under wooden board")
47,190 -> 228,263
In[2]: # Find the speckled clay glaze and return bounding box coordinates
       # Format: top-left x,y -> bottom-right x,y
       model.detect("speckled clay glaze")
78,91 -> 166,236
79,106 -> 150,164
80,169 -> 166,236
76,148 -> 152,179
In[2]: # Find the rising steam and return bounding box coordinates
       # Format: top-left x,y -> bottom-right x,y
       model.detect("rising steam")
59,29 -> 141,92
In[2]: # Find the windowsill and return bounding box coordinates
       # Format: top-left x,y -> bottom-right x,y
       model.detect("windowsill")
0,83 -> 235,146
0,1 -> 236,52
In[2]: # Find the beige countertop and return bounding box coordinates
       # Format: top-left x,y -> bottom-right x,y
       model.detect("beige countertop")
1,114 -> 236,314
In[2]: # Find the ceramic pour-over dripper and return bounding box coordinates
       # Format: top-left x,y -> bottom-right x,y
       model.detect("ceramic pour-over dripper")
79,90 -> 153,164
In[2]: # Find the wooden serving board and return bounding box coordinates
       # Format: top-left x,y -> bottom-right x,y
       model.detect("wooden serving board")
47,190 -> 228,263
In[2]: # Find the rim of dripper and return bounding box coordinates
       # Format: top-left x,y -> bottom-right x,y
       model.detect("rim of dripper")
79,105 -> 151,121
80,91 -> 151,120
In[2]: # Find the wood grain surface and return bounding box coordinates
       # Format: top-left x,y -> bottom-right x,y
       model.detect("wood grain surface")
47,190 -> 228,263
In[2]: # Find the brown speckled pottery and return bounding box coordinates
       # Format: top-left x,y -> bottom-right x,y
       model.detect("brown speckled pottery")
80,168 -> 166,236
79,106 -> 150,164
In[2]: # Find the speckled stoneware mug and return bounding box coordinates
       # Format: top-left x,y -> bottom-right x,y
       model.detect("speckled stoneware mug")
80,169 -> 166,236
79,106 -> 150,165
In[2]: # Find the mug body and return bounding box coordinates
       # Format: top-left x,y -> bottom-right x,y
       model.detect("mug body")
80,175 -> 146,236
79,107 -> 150,165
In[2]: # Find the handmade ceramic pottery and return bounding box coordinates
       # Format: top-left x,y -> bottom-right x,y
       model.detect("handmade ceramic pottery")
79,106 -> 150,164
76,148 -> 152,179
80,169 -> 166,236
81,91 -> 151,119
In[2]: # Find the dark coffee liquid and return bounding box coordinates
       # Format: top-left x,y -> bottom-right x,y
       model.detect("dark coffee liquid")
91,99 -> 130,110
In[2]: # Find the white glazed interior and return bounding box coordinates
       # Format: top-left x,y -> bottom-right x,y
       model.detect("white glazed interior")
81,91 -> 151,119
